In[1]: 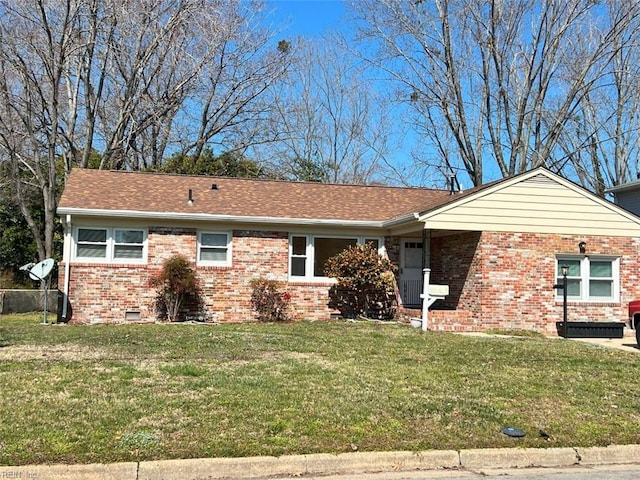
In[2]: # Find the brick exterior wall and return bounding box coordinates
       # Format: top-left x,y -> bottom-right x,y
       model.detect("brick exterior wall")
60,228 -> 337,324
428,231 -> 640,335
59,226 -> 640,334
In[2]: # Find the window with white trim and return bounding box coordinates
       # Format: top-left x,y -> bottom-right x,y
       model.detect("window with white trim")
289,235 -> 383,280
75,227 -> 146,262
114,229 -> 144,259
198,232 -> 231,266
290,236 -> 307,276
556,256 -> 619,302
77,228 -> 108,259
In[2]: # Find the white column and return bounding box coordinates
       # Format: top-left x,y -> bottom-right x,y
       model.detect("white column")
421,268 -> 430,331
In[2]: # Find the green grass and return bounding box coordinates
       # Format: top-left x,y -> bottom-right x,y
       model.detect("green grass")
1,314 -> 640,466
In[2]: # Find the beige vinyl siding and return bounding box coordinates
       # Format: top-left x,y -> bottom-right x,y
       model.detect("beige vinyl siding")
420,174 -> 640,236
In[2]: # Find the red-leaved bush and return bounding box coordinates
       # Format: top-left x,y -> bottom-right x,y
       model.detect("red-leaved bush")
250,278 -> 291,322
150,255 -> 203,322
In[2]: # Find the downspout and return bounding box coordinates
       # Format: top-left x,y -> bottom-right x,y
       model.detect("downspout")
62,214 -> 72,320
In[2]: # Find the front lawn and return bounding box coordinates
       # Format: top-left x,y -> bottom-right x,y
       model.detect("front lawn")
1,315 -> 639,465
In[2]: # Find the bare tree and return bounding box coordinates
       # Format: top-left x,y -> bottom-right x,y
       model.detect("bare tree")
350,0 -> 640,188
0,0 -> 288,261
557,0 -> 640,194
254,38 -> 398,184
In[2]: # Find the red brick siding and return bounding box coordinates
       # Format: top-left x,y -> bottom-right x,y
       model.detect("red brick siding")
60,228 -> 336,323
59,263 -> 156,323
428,231 -> 640,334
287,282 -> 336,320
59,227 -> 640,332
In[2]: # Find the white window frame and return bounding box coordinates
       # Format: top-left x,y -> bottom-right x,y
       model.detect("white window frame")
74,227 -> 147,263
113,228 -> 145,260
289,234 -> 384,281
555,255 -> 619,302
197,231 -> 232,266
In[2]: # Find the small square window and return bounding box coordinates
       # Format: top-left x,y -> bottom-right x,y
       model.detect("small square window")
198,232 -> 230,265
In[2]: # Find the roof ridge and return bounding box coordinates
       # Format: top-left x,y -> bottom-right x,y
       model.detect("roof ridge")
70,168 -> 448,193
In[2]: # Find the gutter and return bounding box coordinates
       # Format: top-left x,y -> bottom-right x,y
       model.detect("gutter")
56,207 -> 388,229
382,212 -> 421,228
606,178 -> 640,194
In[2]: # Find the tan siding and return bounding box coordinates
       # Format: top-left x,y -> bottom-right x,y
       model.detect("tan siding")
423,174 -> 640,237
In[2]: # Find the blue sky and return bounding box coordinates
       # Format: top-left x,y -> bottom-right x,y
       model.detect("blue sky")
263,1 -> 441,188
266,0 -> 346,37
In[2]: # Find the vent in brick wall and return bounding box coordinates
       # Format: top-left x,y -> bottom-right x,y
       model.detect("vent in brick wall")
125,311 -> 141,321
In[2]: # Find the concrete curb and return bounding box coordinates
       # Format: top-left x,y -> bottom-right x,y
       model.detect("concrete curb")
577,444 -> 640,465
1,446 -> 639,479
459,447 -> 579,470
0,461 -> 138,479
137,450 -> 461,480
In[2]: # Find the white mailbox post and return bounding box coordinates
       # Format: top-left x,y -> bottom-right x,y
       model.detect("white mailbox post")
419,268 -> 449,331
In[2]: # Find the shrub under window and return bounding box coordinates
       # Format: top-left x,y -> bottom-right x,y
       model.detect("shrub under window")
324,243 -> 397,319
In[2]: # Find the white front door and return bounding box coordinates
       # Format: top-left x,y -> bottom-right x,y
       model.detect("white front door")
400,239 -> 425,307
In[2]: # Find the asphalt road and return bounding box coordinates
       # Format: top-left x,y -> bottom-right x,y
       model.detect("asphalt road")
295,464 -> 640,480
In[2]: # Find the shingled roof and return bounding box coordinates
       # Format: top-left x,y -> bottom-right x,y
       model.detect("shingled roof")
58,169 -> 455,225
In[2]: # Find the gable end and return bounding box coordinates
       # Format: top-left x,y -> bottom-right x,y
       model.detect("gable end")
420,171 -> 640,236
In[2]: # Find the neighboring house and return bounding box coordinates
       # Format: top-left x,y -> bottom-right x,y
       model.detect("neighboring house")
608,178 -> 640,216
57,167 -> 640,334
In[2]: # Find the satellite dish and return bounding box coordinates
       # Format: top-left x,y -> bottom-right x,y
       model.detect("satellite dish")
28,258 -> 55,281
18,258 -> 56,325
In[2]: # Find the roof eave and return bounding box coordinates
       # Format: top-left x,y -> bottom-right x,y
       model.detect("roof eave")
606,180 -> 640,194
382,212 -> 420,228
57,207 -> 386,228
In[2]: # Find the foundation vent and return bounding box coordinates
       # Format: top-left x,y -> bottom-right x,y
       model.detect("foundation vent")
125,311 -> 141,321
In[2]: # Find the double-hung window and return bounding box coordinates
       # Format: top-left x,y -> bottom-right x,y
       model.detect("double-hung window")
198,232 -> 231,266
75,227 -> 146,262
289,235 -> 383,280
556,256 -> 618,302
77,228 -> 108,259
114,229 -> 145,260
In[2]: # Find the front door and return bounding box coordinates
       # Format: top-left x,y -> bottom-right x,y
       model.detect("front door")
400,239 -> 424,307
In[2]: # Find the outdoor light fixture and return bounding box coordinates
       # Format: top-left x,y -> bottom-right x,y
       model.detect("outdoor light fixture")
187,188 -> 194,205
561,264 -> 568,338
578,241 -> 586,254
553,265 -> 569,338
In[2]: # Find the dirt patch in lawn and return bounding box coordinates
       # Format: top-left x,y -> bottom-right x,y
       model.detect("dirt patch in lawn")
0,344 -> 112,361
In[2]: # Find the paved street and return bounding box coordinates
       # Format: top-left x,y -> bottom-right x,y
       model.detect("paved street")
293,464 -> 639,480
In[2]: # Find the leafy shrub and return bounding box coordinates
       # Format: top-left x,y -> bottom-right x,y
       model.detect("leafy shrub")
150,255 -> 203,322
324,243 -> 397,320
250,278 -> 291,322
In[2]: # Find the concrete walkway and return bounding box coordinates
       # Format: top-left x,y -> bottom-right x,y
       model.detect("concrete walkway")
569,336 -> 639,353
460,331 -> 640,354
1,445 -> 639,480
